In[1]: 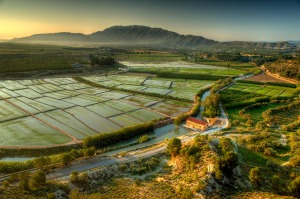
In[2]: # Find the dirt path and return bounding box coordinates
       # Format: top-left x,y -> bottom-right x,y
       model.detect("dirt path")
266,70 -> 299,84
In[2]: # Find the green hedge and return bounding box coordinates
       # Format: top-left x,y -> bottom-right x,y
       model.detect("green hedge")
237,80 -> 296,88
83,122 -> 155,148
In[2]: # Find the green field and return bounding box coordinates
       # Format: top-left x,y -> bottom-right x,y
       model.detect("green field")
228,82 -> 295,97
0,74 -> 195,147
0,117 -> 72,146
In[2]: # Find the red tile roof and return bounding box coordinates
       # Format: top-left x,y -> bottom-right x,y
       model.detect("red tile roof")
187,117 -> 207,125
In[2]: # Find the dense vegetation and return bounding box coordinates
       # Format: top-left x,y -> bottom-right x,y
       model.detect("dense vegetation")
265,58 -> 300,80
83,122 -> 155,148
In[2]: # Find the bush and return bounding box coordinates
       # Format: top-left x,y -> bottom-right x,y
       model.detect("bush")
249,167 -> 263,187
288,176 -> 300,196
29,171 -> 46,190
138,135 -> 151,144
167,138 -> 182,156
264,148 -> 276,157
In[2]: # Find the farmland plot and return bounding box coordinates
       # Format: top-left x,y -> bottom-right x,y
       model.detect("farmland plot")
167,90 -> 195,100
142,87 -> 172,95
109,114 -> 143,127
17,97 -> 56,112
127,109 -> 165,122
44,78 -> 74,85
86,103 -> 122,118
0,81 -> 26,90
0,90 -> 12,99
96,80 -> 123,87
0,116 -> 71,146
78,94 -> 110,103
122,95 -> 161,107
37,113 -> 88,140
115,84 -> 147,91
36,97 -> 75,109
104,100 -> 140,112
172,79 -> 213,89
45,110 -> 98,136
97,91 -> 129,100
62,96 -> 97,106
229,83 -> 296,97
150,102 -> 190,117
60,83 -> 88,90
44,91 -> 77,99
78,87 -> 109,95
0,100 -> 27,122
17,80 -> 35,86
7,98 -> 39,113
110,75 -> 146,85
14,89 -> 42,99
28,84 -> 61,94
143,79 -> 172,88
1,88 -> 20,98
65,106 -> 121,133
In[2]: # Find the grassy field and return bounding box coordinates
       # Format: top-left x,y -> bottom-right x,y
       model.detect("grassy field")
227,82 -> 295,97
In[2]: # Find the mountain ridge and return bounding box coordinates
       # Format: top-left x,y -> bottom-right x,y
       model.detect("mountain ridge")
12,25 -> 296,49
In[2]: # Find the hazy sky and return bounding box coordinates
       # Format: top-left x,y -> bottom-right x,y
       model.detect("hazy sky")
1,0 -> 300,41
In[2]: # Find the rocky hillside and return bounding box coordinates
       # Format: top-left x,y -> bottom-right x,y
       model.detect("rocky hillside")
12,25 -> 297,49
12,25 -> 217,47
265,59 -> 300,81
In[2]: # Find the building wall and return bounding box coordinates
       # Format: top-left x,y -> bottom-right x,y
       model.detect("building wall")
186,121 -> 208,130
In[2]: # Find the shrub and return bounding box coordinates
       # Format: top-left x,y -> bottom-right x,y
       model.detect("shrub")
249,167 -> 263,187
167,138 -> 182,156
138,135 -> 151,144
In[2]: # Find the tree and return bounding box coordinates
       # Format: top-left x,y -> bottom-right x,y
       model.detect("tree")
249,167 -> 263,187
78,172 -> 89,189
61,153 -> 72,166
218,151 -> 238,174
83,147 -> 96,157
70,171 -> 79,184
271,175 -> 281,191
202,93 -> 220,118
138,135 -> 151,144
167,138 -> 182,156
33,157 -> 48,169
29,171 -> 46,190
288,176 -> 300,197
2,180 -> 9,189
264,148 -> 276,157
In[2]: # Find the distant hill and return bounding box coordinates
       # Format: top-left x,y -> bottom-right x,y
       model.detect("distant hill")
12,25 -> 217,47
12,25 -> 297,49
218,41 -> 297,49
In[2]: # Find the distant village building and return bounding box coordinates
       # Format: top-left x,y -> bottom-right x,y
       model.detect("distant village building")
186,117 -> 208,131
